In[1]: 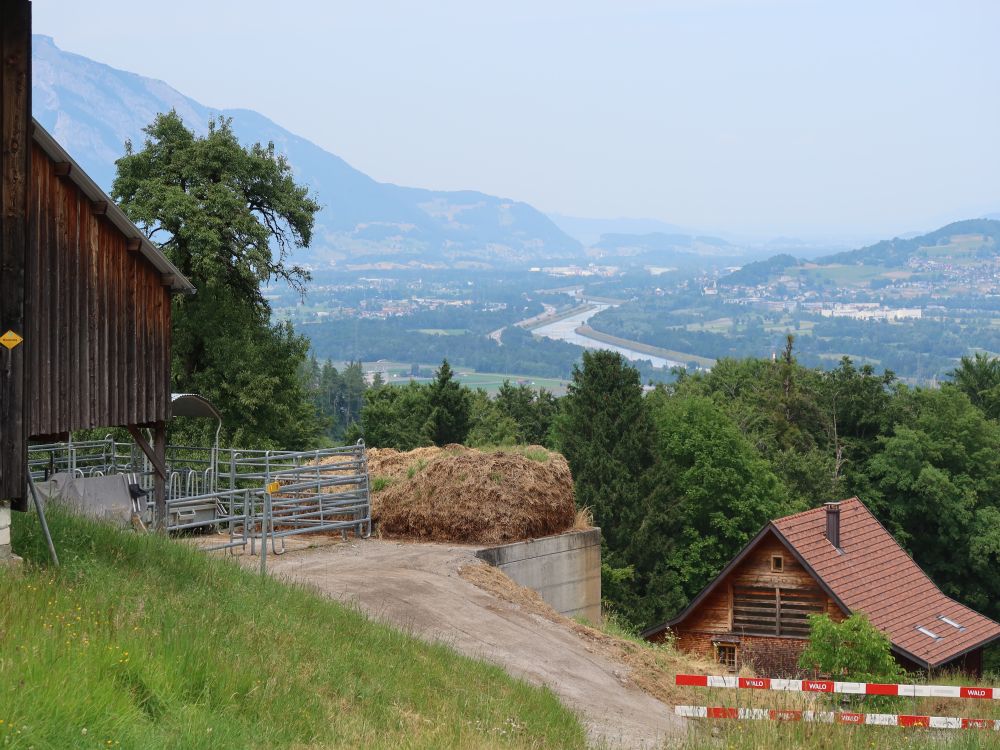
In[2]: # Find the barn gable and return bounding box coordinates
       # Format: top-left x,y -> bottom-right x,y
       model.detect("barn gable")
652,527 -> 844,638
642,526 -> 845,675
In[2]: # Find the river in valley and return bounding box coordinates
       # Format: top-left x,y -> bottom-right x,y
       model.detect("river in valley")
531,304 -> 683,369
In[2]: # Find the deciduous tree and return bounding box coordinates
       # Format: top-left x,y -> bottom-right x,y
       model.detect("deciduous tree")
113,112 -> 323,448
628,393 -> 794,626
949,352 -> 1000,419
799,614 -> 903,682
864,387 -> 1000,618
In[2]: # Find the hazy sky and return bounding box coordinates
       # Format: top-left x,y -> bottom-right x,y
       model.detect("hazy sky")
33,0 -> 1000,241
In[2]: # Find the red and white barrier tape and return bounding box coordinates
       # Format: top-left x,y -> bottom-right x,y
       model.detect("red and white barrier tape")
676,674 -> 999,700
675,705 -> 1000,730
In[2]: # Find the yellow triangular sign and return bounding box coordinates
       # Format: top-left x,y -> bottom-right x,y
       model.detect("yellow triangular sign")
0,330 -> 23,350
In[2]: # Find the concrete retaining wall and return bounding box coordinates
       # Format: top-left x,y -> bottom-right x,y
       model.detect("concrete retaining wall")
476,527 -> 601,623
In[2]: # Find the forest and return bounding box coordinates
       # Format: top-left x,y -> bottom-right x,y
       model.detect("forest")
338,346 -> 1000,671
303,315 -> 590,380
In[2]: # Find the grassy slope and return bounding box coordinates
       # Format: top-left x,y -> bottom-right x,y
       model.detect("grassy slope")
0,511 -> 585,750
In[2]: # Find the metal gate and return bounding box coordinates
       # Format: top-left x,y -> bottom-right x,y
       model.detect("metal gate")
27,439 -> 372,558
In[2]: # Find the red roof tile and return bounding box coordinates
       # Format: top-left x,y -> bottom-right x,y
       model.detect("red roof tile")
772,497 -> 1000,668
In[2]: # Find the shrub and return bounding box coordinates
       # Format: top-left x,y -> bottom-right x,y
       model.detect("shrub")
798,613 -> 904,682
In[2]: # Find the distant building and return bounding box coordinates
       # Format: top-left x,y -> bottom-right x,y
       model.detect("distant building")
642,499 -> 1000,677
819,304 -> 922,321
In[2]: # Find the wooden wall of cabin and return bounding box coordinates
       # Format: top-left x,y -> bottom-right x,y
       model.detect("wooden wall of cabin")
27,143 -> 172,437
679,535 -> 843,637
934,648 -> 982,679
663,533 -> 847,675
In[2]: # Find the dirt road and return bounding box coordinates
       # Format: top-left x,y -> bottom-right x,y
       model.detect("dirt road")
262,538 -> 682,749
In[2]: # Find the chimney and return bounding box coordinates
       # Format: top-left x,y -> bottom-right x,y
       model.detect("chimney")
824,502 -> 841,548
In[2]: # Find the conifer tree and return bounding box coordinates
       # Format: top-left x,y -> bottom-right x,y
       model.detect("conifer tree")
423,360 -> 471,446
554,351 -> 654,548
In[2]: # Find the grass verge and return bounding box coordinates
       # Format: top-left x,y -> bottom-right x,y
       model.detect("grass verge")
0,510 -> 586,750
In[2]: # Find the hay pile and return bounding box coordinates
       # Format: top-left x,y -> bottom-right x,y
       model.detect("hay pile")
366,445 -> 576,545
365,446 -> 459,481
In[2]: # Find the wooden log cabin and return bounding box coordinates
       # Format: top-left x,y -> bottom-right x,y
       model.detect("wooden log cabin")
0,0 -> 194,535
642,499 -> 1000,677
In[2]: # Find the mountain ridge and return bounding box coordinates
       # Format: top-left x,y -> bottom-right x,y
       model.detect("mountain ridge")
719,218 -> 1000,285
547,214 -> 693,246
819,218 -> 1000,267
31,35 -> 580,268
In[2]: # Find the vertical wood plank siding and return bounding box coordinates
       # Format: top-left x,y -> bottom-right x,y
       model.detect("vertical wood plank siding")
0,0 -> 32,505
26,142 -> 172,436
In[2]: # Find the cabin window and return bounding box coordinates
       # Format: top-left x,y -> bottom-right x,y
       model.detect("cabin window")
715,643 -> 738,672
770,555 -> 784,573
732,586 -> 825,637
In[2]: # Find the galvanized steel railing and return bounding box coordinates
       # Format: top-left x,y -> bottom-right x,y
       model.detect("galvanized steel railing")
29,437 -> 133,480
27,438 -> 372,561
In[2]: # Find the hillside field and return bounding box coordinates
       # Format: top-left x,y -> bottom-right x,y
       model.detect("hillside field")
346,361 -> 571,395
0,511 -> 585,750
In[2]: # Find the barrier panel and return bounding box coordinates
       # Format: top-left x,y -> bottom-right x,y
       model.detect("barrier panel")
674,705 -> 1000,731
674,674 -> 1000,733
675,674 -> 999,700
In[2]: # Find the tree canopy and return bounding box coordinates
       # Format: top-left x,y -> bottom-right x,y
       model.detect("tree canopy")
625,392 -> 794,625
950,352 -> 1000,419
863,387 -> 1000,615
114,112 -> 318,306
112,112 -> 323,448
553,351 -> 655,552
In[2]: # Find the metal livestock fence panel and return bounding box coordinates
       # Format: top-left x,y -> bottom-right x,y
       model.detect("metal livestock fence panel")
26,438 -> 372,564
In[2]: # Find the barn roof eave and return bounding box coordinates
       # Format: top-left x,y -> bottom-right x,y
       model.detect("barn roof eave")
31,119 -> 196,295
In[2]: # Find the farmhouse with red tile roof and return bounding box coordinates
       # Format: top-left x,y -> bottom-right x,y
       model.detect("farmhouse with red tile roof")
641,498 -> 1000,676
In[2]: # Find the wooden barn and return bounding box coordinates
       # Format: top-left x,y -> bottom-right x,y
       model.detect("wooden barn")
0,0 -> 194,538
642,499 -> 1000,677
